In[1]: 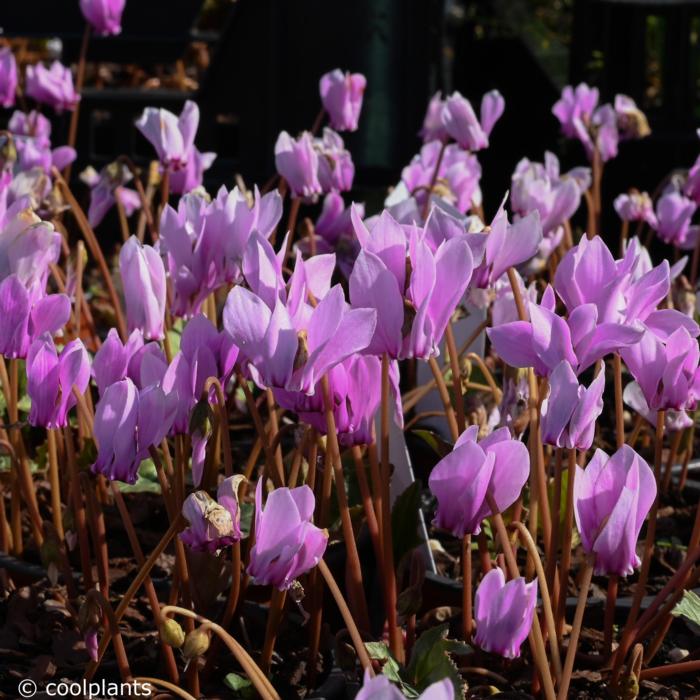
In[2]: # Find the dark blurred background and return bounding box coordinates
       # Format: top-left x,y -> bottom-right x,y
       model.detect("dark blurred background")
2,0 -> 700,225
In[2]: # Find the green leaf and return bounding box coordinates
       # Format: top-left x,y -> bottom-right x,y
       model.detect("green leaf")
364,643 -> 419,697
672,590 -> 700,629
410,429 -> 452,458
391,481 -> 423,566
166,322 -> 183,357
407,623 -> 467,698
223,672 -> 254,698
239,501 -> 253,538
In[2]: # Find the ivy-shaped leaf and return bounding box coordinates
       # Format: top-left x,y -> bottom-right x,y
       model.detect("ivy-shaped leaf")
365,642 -> 419,697
672,590 -> 700,631
406,623 -> 468,699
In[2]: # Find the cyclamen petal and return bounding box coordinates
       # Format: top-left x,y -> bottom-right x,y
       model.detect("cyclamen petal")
574,446 -> 656,576
80,0 -> 126,35
319,69 -> 366,132
119,236 -> 166,340
474,568 -> 537,658
274,131 -> 322,198
429,429 -> 529,537
248,480 -> 327,590
0,48 -> 17,108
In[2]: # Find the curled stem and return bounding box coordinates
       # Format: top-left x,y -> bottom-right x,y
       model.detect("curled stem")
161,605 -> 280,700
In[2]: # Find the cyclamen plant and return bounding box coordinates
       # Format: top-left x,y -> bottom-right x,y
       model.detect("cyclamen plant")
2,18 -> 700,700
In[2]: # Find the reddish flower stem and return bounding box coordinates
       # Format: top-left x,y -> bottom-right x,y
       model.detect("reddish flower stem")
556,558 -> 594,699
462,534 -> 473,640
381,354 -> 404,662
445,323 -> 466,434
320,375 -> 371,632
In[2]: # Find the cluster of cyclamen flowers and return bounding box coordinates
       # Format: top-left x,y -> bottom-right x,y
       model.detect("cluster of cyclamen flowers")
3,9 -> 700,690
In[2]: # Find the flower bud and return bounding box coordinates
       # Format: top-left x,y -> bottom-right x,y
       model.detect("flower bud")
183,627 -> 210,662
160,618 -> 186,648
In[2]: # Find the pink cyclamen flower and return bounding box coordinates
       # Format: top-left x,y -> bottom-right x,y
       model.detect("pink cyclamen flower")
7,110 -> 76,174
356,669 -> 454,699
92,378 -> 176,484
319,69 -> 366,132
135,100 -> 199,171
314,128 -> 355,193
0,200 -> 63,293
91,328 -> 147,395
487,284 -> 643,377
80,164 -> 141,228
540,360 -> 605,450
554,235 -> 676,327
589,104 -> 620,162
25,61 -> 79,113
474,567 -> 537,659
0,48 -> 18,108
224,283 -> 376,393
8,110 -> 52,146
511,152 -> 587,237
79,0 -> 126,35
654,189 -> 697,248
552,83 -> 599,138
0,276 -> 71,359
158,186 -> 282,317
27,335 -> 90,429
623,380 -> 693,434
401,141 -> 482,215
168,146 -> 216,195
119,236 -> 166,340
471,200 -> 542,288
574,446 -> 656,576
614,191 -> 657,228
429,425 -> 529,537
247,479 -> 328,590
349,208 -> 474,359
274,353 -> 396,447
180,476 -> 244,552
621,324 -> 700,411
441,90 -> 504,151
420,92 -> 449,142
274,131 -> 322,198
